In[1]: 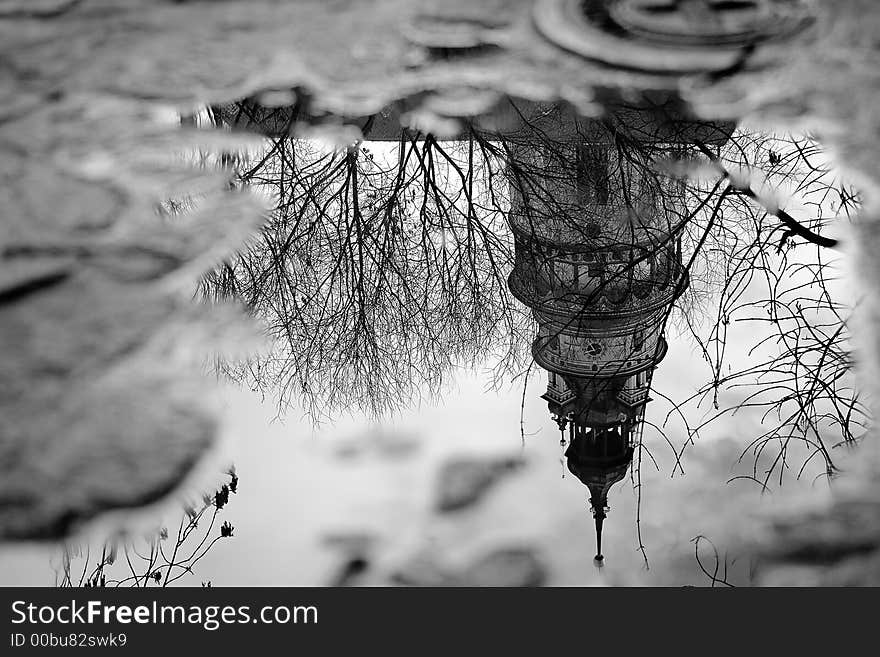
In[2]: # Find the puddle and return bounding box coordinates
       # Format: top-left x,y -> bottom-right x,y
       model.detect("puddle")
1,0 -> 879,586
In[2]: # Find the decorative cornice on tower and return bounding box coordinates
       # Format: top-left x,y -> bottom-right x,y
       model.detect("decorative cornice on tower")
508,250 -> 687,318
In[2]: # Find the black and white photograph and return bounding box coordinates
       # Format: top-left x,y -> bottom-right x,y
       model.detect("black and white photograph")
2,0 -> 879,621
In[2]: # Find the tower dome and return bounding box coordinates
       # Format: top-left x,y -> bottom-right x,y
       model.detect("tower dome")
565,425 -> 635,563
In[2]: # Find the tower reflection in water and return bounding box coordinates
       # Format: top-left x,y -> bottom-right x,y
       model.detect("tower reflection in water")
505,105 -> 709,564
217,95 -> 729,565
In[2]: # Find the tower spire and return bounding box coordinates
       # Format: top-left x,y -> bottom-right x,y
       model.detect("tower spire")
589,485 -> 608,563
593,508 -> 605,564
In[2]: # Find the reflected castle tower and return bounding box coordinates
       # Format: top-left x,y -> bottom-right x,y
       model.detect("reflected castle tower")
215,94 -> 728,561
505,104 -> 706,563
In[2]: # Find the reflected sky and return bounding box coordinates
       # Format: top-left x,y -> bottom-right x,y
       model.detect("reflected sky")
0,326 -> 834,586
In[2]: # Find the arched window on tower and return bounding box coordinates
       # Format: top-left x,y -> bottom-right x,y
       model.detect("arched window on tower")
633,329 -> 645,352
576,144 -> 609,205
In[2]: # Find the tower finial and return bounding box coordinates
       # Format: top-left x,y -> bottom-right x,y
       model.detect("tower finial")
588,488 -> 608,564
594,510 -> 605,564
554,413 -> 568,447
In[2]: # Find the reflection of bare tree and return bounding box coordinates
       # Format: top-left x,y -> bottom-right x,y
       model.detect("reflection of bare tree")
691,535 -> 737,588
670,132 -> 865,488
201,96 -> 865,490
201,129 -> 530,420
